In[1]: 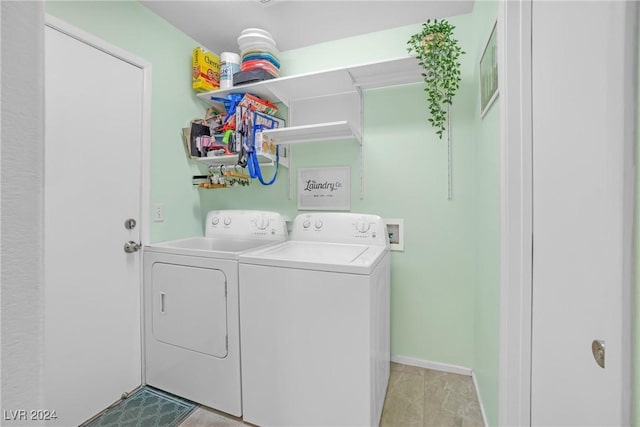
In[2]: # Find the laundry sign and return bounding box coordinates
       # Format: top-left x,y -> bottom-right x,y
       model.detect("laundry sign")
297,167 -> 350,211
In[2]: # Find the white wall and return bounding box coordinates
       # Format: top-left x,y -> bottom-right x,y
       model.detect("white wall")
1,1 -> 45,424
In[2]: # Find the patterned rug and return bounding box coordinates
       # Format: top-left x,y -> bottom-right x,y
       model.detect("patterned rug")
84,386 -> 197,427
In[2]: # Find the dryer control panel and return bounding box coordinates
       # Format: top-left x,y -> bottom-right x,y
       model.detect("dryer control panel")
205,210 -> 288,240
291,212 -> 389,246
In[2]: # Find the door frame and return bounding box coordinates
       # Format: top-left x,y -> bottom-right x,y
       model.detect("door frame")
44,14 -> 152,383
498,1 -> 533,425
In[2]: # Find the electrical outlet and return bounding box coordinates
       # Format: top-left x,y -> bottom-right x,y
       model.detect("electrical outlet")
153,203 -> 165,222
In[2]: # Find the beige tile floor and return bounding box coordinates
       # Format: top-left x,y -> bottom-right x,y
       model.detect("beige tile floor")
178,362 -> 484,427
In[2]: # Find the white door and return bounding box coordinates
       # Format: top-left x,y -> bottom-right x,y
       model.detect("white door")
44,24 -> 145,426
531,2 -> 634,425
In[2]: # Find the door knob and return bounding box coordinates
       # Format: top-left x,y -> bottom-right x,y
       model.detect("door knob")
124,241 -> 141,253
592,339 -> 605,368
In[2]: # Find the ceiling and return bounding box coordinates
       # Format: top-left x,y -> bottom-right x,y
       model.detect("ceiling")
140,1 -> 474,55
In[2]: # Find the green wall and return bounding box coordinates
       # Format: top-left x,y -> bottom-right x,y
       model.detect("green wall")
469,3 -> 500,426
269,5 -> 501,425
46,1 -> 500,425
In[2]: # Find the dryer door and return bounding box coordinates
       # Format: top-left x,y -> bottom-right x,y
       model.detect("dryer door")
152,263 -> 228,357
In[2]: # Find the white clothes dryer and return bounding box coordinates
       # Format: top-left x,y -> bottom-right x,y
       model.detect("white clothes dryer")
143,210 -> 287,417
239,212 -> 390,427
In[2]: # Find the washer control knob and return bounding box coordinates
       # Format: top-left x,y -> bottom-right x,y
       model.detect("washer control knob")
257,216 -> 270,230
356,220 -> 370,233
211,216 -> 220,225
302,220 -> 311,229
224,217 -> 232,226
315,220 -> 323,229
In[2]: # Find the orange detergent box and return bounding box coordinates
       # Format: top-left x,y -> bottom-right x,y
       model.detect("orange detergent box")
192,47 -> 220,92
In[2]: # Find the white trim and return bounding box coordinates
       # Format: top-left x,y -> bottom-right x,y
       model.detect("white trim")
1,2 -> 3,413
391,354 -> 472,377
140,70 -> 152,246
472,371 -> 490,427
621,4 -> 638,425
45,15 -> 150,71
44,14 -> 152,386
497,1 -> 533,426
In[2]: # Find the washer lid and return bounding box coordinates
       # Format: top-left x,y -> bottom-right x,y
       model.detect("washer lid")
239,241 -> 387,274
145,237 -> 284,260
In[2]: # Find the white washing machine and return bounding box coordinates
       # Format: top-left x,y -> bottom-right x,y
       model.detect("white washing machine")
239,212 -> 391,427
143,210 -> 287,417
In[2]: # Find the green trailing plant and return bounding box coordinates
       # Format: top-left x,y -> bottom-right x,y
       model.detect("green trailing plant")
407,19 -> 464,139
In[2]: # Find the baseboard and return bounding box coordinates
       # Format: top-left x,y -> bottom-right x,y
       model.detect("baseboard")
390,354 -> 472,376
391,354 -> 488,427
471,372 -> 489,427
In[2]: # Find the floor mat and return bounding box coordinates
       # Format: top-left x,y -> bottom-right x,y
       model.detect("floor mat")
84,386 -> 197,427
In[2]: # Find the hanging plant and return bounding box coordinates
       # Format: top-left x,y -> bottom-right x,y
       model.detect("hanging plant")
407,19 -> 464,139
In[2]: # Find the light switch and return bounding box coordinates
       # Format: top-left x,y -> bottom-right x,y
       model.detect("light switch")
154,203 -> 165,222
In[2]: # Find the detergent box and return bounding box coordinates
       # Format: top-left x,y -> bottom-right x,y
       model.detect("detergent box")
192,47 -> 220,92
252,111 -> 285,155
239,93 -> 279,116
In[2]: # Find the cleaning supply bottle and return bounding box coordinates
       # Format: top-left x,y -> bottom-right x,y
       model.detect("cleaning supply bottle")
220,52 -> 241,89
